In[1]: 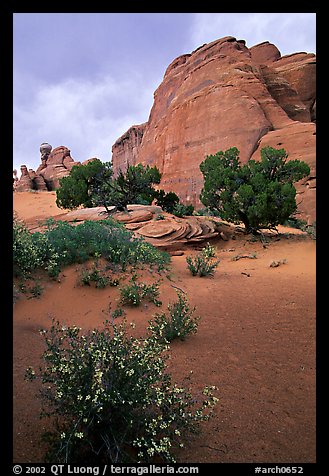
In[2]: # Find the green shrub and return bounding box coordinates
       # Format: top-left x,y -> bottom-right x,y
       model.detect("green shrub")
80,267 -> 110,289
93,163 -> 162,212
306,222 -> 316,240
148,292 -> 200,343
14,217 -> 170,280
194,208 -> 222,217
284,218 -> 316,240
25,319 -> 218,463
13,217 -> 42,276
154,190 -> 194,217
154,190 -> 180,213
44,219 -> 170,272
200,146 -> 310,233
172,203 -> 194,217
120,276 -> 162,307
13,216 -> 61,278
57,160 -> 162,212
186,245 -> 220,277
56,159 -> 104,210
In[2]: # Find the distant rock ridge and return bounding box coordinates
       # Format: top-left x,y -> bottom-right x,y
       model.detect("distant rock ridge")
112,36 -> 316,224
14,144 -> 96,192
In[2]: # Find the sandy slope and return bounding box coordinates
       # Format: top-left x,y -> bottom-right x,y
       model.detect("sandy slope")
13,192 -> 316,463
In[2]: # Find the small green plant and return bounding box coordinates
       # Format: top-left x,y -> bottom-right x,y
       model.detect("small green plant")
120,276 -> 162,307
79,264 -> 110,289
28,283 -> 44,299
186,244 -> 220,277
111,307 -> 126,319
194,208 -> 222,217
284,218 -> 316,240
25,319 -> 218,463
306,222 -> 316,240
148,292 -> 200,343
172,203 -> 194,217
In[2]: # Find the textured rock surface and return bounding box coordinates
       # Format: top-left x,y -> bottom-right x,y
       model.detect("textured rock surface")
112,36 -> 316,223
48,204 -> 234,251
37,146 -> 81,189
15,166 -> 33,192
15,145 -> 83,192
113,124 -> 147,173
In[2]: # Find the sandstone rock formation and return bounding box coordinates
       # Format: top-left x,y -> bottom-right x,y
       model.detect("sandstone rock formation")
112,37 -> 316,224
15,144 -> 82,192
13,169 -> 19,190
37,204 -> 233,252
15,165 -> 34,192
36,145 -> 81,189
113,124 -> 147,172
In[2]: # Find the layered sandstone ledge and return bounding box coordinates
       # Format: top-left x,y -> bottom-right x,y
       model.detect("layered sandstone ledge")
24,204 -> 234,252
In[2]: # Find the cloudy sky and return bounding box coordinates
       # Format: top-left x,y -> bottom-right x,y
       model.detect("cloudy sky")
13,12 -> 316,173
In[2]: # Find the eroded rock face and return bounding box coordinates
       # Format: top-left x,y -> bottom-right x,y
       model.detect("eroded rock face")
15,165 -> 33,192
112,36 -> 316,223
250,42 -> 316,122
37,145 -> 81,189
112,124 -> 147,173
15,145 -> 82,192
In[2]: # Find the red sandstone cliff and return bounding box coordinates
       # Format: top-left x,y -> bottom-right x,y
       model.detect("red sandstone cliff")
112,37 -> 316,224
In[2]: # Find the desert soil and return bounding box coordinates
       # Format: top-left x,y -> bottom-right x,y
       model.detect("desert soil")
13,191 -> 316,464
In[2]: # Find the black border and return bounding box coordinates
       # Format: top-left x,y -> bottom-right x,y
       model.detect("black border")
5,5 -> 323,474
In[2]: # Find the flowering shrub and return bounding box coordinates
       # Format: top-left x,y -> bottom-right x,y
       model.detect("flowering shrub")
44,219 -> 170,272
13,217 -> 170,279
120,276 -> 162,307
148,292 -> 200,342
25,319 -> 218,463
13,215 -> 61,277
201,242 -> 217,260
186,244 -> 220,277
80,267 -> 110,288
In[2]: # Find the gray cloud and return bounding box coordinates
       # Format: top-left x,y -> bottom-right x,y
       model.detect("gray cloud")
13,71 -> 159,172
188,13 -> 316,55
13,13 -> 316,175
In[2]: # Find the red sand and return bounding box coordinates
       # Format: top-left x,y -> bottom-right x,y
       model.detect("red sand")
13,192 -> 316,463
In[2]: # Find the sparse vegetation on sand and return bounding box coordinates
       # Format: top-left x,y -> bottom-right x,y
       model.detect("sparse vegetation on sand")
13,161 -> 316,464
186,243 -> 220,277
119,275 -> 162,307
13,216 -> 170,279
148,291 -> 200,343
